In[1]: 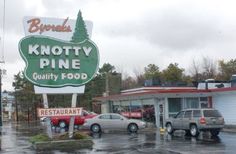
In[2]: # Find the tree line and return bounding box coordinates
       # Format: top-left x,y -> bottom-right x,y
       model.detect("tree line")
11,57 -> 236,121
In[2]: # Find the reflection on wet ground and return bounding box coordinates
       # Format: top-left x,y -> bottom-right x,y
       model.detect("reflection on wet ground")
0,121 -> 235,153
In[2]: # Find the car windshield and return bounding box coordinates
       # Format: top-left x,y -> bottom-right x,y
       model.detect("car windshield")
203,110 -> 222,117
175,111 -> 184,118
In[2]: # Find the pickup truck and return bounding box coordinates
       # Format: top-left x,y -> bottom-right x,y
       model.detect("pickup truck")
50,110 -> 97,128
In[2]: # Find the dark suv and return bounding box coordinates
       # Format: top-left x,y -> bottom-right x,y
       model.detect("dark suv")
165,109 -> 224,137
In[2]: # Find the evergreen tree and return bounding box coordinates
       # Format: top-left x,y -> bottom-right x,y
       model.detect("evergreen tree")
162,63 -> 184,82
144,64 -> 161,80
71,10 -> 89,43
218,59 -> 236,80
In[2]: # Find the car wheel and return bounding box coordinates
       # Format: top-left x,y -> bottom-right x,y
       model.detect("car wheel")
210,130 -> 220,136
91,124 -> 101,133
185,130 -> 191,136
128,123 -> 138,133
59,121 -> 67,128
166,123 -> 174,134
190,124 -> 199,137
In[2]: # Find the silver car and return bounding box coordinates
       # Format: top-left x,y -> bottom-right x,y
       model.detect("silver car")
165,108 -> 224,137
83,113 -> 146,133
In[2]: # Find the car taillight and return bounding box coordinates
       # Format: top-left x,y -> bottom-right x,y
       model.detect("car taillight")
200,117 -> 206,124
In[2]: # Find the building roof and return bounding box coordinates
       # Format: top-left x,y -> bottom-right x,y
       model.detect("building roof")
93,86 -> 236,102
94,87 -> 211,102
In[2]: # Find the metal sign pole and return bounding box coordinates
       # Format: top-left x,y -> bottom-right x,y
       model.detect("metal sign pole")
0,70 -> 2,127
68,93 -> 78,138
42,94 -> 52,138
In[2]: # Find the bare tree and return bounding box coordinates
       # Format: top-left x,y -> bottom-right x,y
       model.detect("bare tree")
189,59 -> 201,81
133,67 -> 145,87
189,57 -> 218,81
121,76 -> 137,90
201,56 -> 217,79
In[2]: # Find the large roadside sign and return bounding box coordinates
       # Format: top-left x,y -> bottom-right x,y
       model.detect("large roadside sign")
19,11 -> 99,88
20,11 -> 96,139
19,35 -> 99,87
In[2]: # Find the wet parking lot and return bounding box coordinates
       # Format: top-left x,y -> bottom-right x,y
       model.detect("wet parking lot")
0,122 -> 235,154
87,131 -> 235,154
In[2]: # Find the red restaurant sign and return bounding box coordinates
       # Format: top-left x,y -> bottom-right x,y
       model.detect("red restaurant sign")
38,107 -> 82,117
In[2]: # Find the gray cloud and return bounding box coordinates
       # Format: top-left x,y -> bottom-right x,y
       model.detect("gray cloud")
1,0 -> 236,91
100,7 -> 223,51
0,0 -> 38,34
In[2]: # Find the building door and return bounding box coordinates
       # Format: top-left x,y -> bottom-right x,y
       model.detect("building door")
154,98 -> 165,128
159,104 -> 164,128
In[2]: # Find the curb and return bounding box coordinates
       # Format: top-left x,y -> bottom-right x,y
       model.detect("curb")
33,139 -> 93,150
141,127 -> 236,133
222,128 -> 236,133
222,125 -> 236,133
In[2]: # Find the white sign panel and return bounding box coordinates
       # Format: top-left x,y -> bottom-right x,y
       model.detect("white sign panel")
23,16 -> 93,94
23,16 -> 93,40
38,107 -> 83,117
34,86 -> 85,94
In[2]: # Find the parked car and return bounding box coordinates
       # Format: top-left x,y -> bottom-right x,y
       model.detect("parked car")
51,110 -> 97,128
40,117 -> 47,122
165,108 -> 224,137
83,113 -> 146,133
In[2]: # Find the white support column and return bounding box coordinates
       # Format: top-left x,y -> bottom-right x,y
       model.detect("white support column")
154,98 -> 159,128
69,93 -> 77,138
101,102 -> 109,113
140,99 -> 144,121
164,97 -> 169,126
42,94 -> 52,138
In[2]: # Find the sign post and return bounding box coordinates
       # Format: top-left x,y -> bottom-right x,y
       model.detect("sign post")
19,11 -> 99,138
42,94 -> 52,138
68,93 -> 78,138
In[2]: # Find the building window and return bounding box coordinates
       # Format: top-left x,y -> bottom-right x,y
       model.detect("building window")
183,98 -> 199,109
119,101 -> 130,112
112,101 -> 121,113
200,97 -> 208,108
200,97 -> 207,101
168,98 -> 182,117
130,101 -> 142,119
143,105 -> 155,122
113,99 -> 156,124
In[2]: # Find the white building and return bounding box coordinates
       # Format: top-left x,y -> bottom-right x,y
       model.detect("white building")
2,91 -> 15,120
212,87 -> 236,125
94,81 -> 236,127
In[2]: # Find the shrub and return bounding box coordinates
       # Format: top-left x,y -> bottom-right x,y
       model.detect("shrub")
29,134 -> 51,143
73,132 -> 88,140
54,131 -> 89,140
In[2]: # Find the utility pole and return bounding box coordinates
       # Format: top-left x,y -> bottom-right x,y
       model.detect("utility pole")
105,73 -> 109,96
0,69 -> 6,126
0,0 -> 6,127
15,92 -> 18,122
0,69 -> 2,126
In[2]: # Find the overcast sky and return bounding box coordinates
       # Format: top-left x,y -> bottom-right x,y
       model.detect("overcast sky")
1,0 -> 236,91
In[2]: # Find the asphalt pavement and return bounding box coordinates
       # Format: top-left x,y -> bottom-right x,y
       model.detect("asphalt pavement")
0,121 -> 236,154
